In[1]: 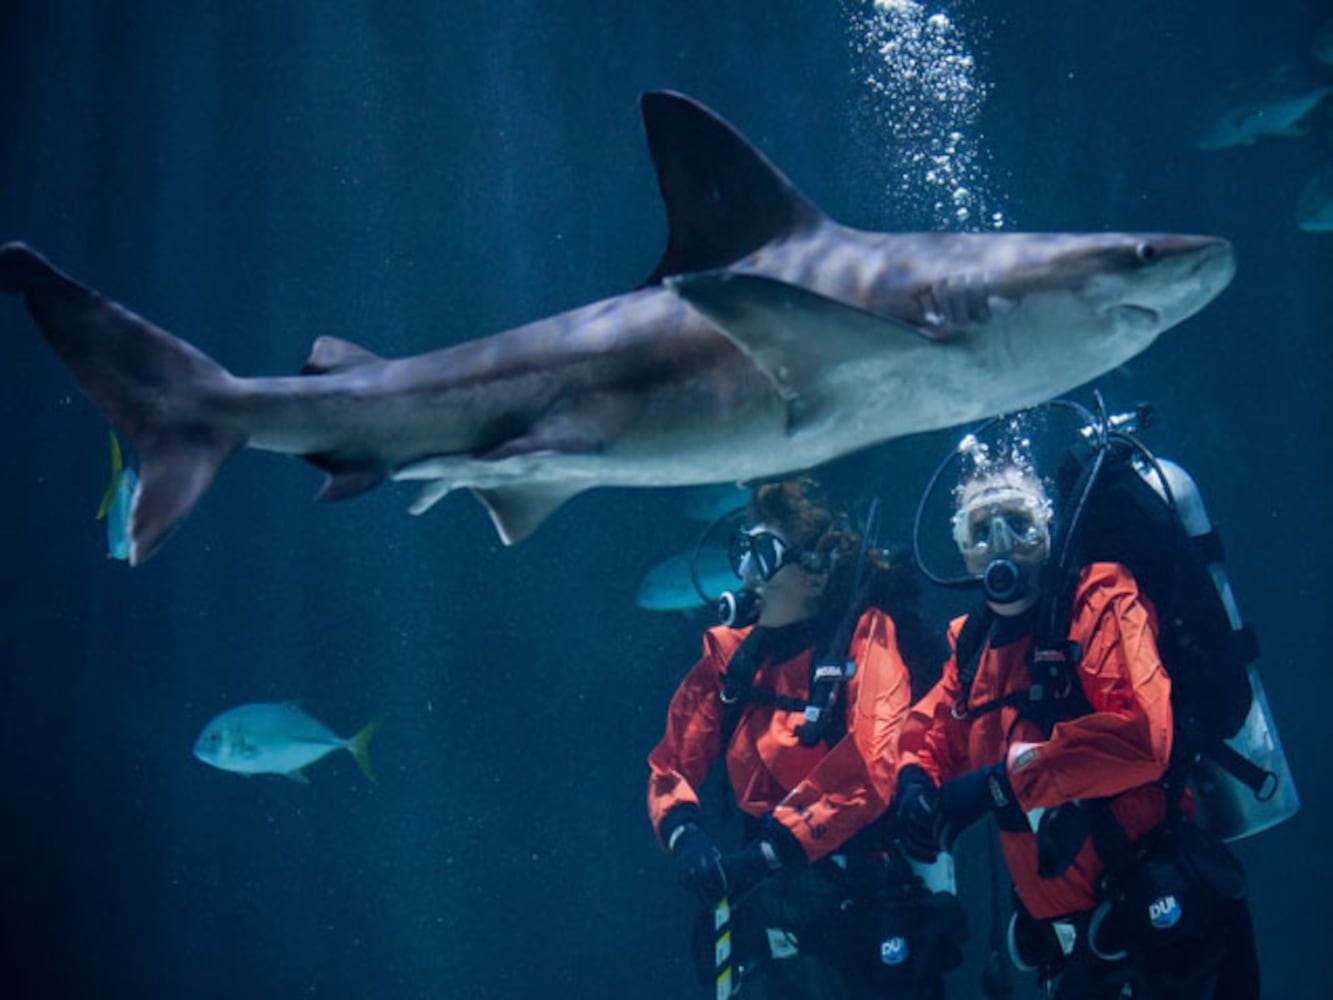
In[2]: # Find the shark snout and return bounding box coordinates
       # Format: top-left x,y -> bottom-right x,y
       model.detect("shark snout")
1087,233 -> 1234,332
1129,235 -> 1235,325
1159,234 -> 1234,277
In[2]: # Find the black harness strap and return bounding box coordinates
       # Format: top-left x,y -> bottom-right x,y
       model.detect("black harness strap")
950,601 -> 993,718
719,628 -> 772,750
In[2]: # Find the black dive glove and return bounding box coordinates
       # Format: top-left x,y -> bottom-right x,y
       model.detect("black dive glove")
938,762 -> 1025,838
895,764 -> 946,862
670,823 -> 728,904
669,819 -> 797,906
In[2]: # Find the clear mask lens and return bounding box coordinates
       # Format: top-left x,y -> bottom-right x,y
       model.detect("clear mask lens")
971,509 -> 1038,550
729,527 -> 790,582
961,505 -> 1045,558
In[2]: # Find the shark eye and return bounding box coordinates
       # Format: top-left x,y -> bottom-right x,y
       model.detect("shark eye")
1136,242 -> 1158,263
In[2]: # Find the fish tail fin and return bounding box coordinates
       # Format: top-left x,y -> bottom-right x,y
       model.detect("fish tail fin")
1,243 -> 245,564
96,429 -> 123,520
347,718 -> 383,783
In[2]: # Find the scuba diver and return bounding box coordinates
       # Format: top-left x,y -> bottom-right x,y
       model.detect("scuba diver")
895,404 -> 1266,999
648,478 -> 964,999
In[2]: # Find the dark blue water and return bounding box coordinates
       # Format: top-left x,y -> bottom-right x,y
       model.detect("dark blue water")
1,2 -> 1329,997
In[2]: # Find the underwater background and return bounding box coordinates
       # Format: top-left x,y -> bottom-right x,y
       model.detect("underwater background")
1,1 -> 1330,997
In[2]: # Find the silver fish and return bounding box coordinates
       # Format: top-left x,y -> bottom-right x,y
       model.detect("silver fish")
1192,66 -> 1333,149
635,547 -> 737,612
193,702 -> 379,784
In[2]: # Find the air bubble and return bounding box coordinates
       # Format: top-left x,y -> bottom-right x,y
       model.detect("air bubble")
844,0 -> 1009,230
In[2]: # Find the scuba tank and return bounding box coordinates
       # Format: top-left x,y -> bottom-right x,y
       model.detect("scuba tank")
1138,457 -> 1299,842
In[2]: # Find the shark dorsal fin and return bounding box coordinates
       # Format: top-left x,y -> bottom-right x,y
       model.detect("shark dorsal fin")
639,91 -> 823,286
302,336 -> 384,375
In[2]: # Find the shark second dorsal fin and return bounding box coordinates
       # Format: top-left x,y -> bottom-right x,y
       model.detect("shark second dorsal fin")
638,91 -> 823,286
301,336 -> 384,375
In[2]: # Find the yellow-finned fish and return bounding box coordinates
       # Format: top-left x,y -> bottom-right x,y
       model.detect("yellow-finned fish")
193,702 -> 381,784
96,430 -> 138,561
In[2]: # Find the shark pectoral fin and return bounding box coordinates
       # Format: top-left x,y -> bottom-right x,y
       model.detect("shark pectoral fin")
283,769 -> 311,784
471,483 -> 586,545
669,272 -> 937,425
301,336 -> 385,375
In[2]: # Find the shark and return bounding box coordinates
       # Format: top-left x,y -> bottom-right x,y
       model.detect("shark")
0,91 -> 1234,565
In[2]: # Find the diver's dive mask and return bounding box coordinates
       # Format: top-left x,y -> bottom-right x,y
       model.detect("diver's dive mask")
953,485 -> 1052,611
729,525 -> 796,583
960,506 -> 1045,560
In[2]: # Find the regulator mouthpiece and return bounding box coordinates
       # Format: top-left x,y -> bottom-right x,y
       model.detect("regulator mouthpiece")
983,558 -> 1023,604
717,588 -> 761,628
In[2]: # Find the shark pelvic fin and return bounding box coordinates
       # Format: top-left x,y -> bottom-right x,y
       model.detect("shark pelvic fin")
638,91 -> 822,286
670,272 -> 942,430
409,479 -> 454,515
471,483 -> 586,545
301,336 -> 384,375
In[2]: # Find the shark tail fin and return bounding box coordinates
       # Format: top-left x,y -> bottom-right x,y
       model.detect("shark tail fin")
1,243 -> 245,564
347,718 -> 382,783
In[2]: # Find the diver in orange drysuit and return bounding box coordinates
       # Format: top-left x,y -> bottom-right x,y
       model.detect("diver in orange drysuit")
895,463 -> 1259,998
648,479 -> 961,999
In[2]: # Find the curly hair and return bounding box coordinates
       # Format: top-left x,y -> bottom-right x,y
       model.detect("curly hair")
747,477 -> 946,698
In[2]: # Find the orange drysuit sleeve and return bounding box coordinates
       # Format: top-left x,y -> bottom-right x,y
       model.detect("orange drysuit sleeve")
898,564 -> 1173,810
769,610 -> 910,859
897,641 -> 967,784
645,629 -> 735,843
647,609 -> 911,863
1006,564 -> 1173,810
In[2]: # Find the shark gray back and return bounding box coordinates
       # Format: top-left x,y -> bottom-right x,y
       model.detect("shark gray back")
0,91 -> 1233,564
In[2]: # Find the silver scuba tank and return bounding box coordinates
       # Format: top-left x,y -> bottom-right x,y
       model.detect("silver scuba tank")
1139,457 -> 1299,842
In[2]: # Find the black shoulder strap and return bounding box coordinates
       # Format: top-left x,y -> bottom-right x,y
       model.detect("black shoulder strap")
719,628 -> 768,750
953,595 -> 1089,729
951,601 -> 994,716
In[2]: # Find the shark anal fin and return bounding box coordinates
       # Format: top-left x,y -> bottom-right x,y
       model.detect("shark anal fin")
302,453 -> 386,502
301,336 -> 385,375
669,272 -> 942,428
315,469 -> 386,503
638,92 -> 822,287
472,483 -> 586,545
